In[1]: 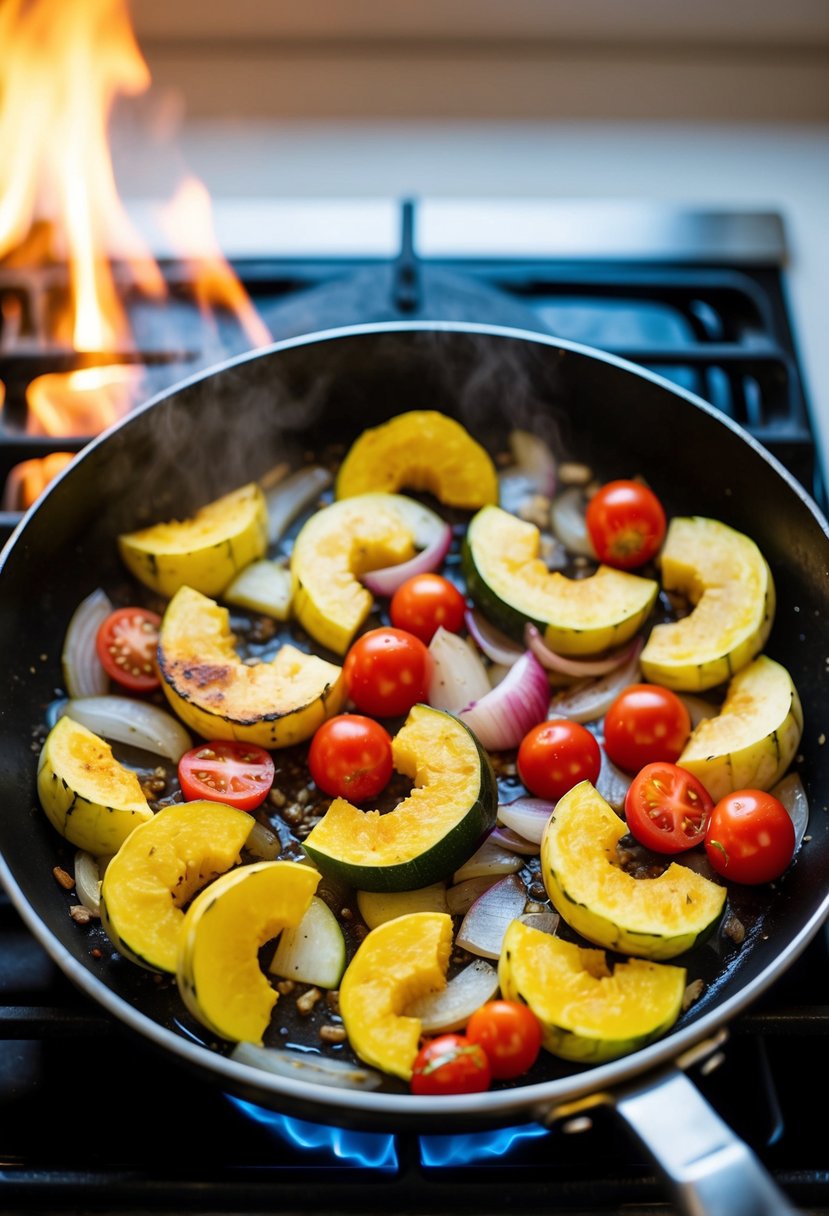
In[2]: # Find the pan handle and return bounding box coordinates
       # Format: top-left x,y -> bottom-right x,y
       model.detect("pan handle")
607,1063 -> 800,1216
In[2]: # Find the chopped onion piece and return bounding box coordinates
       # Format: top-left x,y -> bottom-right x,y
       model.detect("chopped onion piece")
458,650 -> 550,750
74,850 -> 101,916
525,623 -> 639,678
595,751 -> 632,811
456,874 -> 527,960
361,521 -> 452,597
497,797 -> 555,844
465,608 -> 523,666
59,696 -> 193,763
550,485 -> 597,558
446,875 -> 501,916
453,835 -> 524,883
61,588 -> 112,698
489,825 -> 540,856
403,959 -> 500,1033
771,772 -> 810,852
546,641 -> 642,724
498,430 -> 557,513
246,821 -> 282,860
231,1043 -> 384,1092
428,626 -> 491,712
518,911 -> 560,936
263,465 -> 332,545
678,693 -> 721,729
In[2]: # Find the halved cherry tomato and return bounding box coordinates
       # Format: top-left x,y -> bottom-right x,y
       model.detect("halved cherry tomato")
465,999 -> 543,1079
517,719 -> 601,801
343,627 -> 431,719
603,683 -> 691,773
307,714 -> 393,804
390,573 -> 467,644
96,606 -> 161,693
410,1033 -> 492,1096
585,479 -> 667,570
178,741 -> 275,812
624,761 -> 714,853
704,789 -> 796,885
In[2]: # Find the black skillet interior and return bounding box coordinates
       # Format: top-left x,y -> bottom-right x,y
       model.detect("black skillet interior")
1,322 -> 828,1127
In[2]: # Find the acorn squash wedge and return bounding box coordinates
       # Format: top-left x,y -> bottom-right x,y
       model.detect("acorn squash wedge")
338,911 -> 454,1081
335,410 -> 498,509
99,800 -> 254,973
639,515 -> 775,691
36,716 -> 153,855
463,505 -> 658,657
290,492 -> 445,654
303,704 -> 498,892
157,585 -> 345,748
176,859 -> 320,1044
118,482 -> 269,599
542,781 -> 726,960
498,920 -> 687,1063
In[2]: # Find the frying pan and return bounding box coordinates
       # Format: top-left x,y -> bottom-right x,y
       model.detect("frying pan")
1,321 -> 827,1216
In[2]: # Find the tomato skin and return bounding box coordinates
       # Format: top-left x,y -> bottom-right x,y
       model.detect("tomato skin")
178,741 -> 275,812
517,719 -> 601,801
96,606 -> 161,693
307,714 -> 393,804
585,479 -> 667,570
465,1000 -> 543,1079
624,761 -> 714,853
603,683 -> 691,773
410,1033 -> 492,1096
704,789 -> 796,885
343,627 -> 432,719
390,573 -> 467,644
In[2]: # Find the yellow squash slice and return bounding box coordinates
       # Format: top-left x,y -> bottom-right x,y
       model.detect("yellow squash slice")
157,585 -> 345,748
499,920 -> 687,1063
338,911 -> 454,1080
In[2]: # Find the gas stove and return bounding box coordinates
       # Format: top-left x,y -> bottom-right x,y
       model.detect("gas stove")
1,198 -> 828,1214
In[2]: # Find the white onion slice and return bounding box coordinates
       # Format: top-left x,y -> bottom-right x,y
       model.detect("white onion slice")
263,465 -> 332,545
465,608 -> 523,666
595,750 -> 633,811
453,835 -> 524,883
360,521 -> 452,597
771,772 -> 810,852
61,588 -> 112,698
446,875 -> 501,916
456,874 -> 527,959
458,650 -> 550,750
489,825 -> 540,856
546,641 -> 642,724
246,821 -> 282,861
403,959 -> 499,1033
231,1043 -> 384,1091
428,626 -> 491,712
59,695 -> 193,763
497,797 -> 555,844
550,485 -> 597,558
525,623 -> 639,678
74,850 -> 101,915
498,429 -> 557,513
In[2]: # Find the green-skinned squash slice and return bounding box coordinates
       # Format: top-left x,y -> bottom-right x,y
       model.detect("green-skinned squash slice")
541,781 -> 726,960
462,505 -> 658,657
498,920 -> 687,1063
303,704 -> 498,892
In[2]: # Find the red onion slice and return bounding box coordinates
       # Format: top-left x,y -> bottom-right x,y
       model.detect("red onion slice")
456,873 -> 527,960
360,505 -> 452,598
458,650 -> 550,750
465,608 -> 523,666
489,825 -> 540,856
545,640 -> 643,724
525,622 -> 640,678
497,797 -> 556,844
428,626 -> 491,712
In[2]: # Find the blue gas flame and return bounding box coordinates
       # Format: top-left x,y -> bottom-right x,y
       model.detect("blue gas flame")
227,1096 -> 398,1170
419,1121 -> 549,1166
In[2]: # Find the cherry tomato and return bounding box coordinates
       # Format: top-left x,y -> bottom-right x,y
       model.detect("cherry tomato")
585,479 -> 667,570
178,741 -> 275,812
624,761 -> 714,853
517,719 -> 601,801
465,1000 -> 543,1079
704,789 -> 796,885
96,606 -> 161,693
307,714 -> 393,804
410,1033 -> 492,1096
343,627 -> 431,719
390,573 -> 467,645
603,683 -> 691,773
